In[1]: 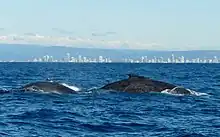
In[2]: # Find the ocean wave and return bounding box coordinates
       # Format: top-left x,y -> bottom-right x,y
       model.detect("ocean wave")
0,87 -> 10,94
1,63 -> 219,137
8,109 -> 58,120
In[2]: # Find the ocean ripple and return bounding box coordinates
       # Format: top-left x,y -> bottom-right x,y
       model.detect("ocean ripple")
0,63 -> 219,137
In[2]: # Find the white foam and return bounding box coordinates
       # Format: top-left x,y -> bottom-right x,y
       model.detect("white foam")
0,87 -> 9,93
161,89 -> 170,93
85,87 -> 102,94
161,89 -> 185,96
161,87 -> 208,96
187,89 -> 208,96
0,87 -> 7,91
61,83 -> 81,92
87,87 -> 100,91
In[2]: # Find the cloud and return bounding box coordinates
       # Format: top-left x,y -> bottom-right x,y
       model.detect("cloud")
0,28 -> 5,31
52,28 -> 74,35
92,31 -> 117,37
0,33 -> 164,50
23,33 -> 38,36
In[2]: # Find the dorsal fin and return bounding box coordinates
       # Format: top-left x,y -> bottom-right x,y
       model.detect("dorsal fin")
127,74 -> 146,79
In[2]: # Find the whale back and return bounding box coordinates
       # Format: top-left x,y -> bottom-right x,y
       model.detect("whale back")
101,74 -> 176,92
22,81 -> 77,94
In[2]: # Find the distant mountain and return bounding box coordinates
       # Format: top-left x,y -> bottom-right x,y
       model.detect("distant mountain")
0,44 -> 220,61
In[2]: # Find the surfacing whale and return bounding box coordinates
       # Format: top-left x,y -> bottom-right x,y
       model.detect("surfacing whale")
21,81 -> 80,94
101,74 -> 192,95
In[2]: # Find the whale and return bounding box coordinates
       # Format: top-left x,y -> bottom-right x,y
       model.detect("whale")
21,81 -> 80,94
101,74 -> 192,95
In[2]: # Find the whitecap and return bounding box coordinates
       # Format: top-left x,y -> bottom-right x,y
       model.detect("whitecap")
0,87 -> 9,93
187,89 -> 208,96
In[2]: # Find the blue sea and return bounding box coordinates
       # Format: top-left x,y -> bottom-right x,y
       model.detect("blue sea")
0,63 -> 219,137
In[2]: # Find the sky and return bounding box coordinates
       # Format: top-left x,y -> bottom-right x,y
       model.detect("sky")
0,0 -> 220,50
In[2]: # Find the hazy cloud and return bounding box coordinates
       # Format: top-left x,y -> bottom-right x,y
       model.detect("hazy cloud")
0,28 -> 5,31
52,28 -> 74,35
0,33 -> 165,50
23,33 -> 37,36
92,31 -> 117,37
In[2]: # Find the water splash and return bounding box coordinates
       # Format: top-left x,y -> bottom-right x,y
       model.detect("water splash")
161,87 -> 208,96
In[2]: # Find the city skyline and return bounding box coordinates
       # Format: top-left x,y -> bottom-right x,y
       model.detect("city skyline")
1,52 -> 220,64
1,0 -> 220,50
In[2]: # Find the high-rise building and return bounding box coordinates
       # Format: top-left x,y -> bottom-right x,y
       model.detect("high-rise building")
213,56 -> 218,63
66,53 -> 71,62
171,54 -> 175,63
180,56 -> 185,63
99,56 -> 103,63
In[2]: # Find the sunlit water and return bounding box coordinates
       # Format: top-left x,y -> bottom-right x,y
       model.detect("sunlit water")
0,63 -> 219,137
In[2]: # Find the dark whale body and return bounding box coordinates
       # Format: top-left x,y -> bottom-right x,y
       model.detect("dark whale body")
101,74 -> 192,94
21,81 -> 79,94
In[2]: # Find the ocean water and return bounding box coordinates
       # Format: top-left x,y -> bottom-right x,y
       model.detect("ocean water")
0,63 -> 219,137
